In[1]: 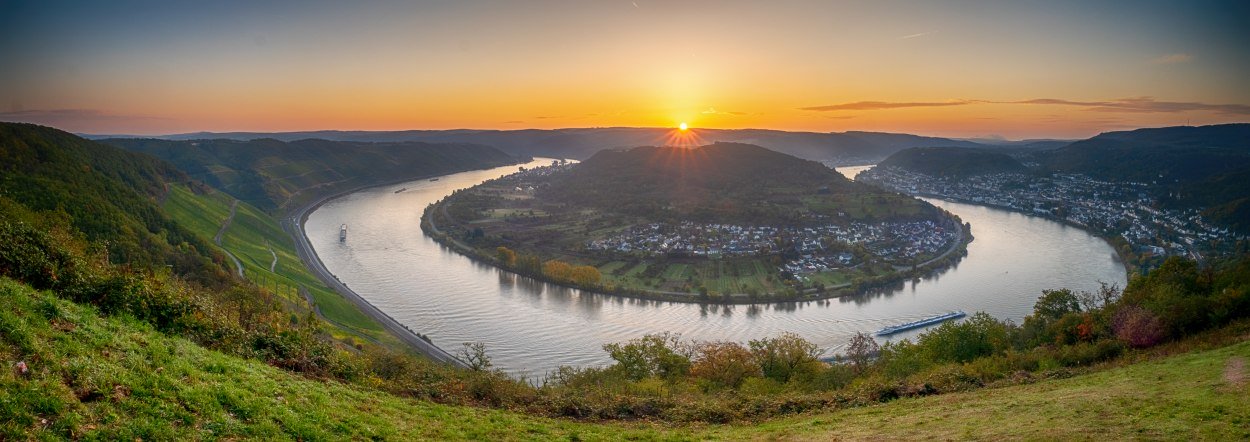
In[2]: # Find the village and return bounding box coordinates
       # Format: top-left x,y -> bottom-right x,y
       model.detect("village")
857,166 -> 1242,263
586,219 -> 959,276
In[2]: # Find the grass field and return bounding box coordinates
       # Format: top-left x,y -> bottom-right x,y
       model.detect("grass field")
163,185 -> 402,349
3,277 -> 1247,440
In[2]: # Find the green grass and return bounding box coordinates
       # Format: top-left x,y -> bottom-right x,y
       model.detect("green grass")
3,276 -> 1248,440
164,185 -> 401,349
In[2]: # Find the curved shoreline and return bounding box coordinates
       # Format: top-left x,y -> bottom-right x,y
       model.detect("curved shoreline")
420,199 -> 973,306
280,171 -> 527,368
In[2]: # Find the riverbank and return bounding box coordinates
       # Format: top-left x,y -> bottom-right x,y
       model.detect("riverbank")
281,167 -> 533,368
904,190 -> 1134,273
420,198 -> 974,306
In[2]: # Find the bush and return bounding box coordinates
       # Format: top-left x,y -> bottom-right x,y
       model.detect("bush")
1112,305 -> 1166,348
690,341 -> 760,389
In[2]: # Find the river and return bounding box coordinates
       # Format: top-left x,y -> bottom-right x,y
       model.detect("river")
305,159 -> 1126,376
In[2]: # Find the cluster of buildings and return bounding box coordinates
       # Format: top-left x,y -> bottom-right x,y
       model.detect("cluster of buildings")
586,219 -> 958,273
858,166 -> 1241,262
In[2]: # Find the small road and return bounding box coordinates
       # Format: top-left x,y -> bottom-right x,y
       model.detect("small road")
215,200 -> 246,278
282,184 -> 469,368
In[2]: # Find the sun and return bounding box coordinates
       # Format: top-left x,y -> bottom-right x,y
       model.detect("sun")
679,122 -> 689,131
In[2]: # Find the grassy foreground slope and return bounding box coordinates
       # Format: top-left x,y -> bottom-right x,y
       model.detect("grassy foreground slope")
4,276 -> 1247,440
162,185 -> 403,349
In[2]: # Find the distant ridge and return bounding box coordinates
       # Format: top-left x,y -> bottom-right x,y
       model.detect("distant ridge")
101,137 -> 521,213
87,127 -> 989,164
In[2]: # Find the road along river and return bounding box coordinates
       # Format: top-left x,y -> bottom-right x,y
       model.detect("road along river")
304,160 -> 1126,376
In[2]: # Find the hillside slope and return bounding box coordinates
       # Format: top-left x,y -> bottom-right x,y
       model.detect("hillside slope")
541,142 -> 942,224
103,137 -> 521,213
0,123 -> 229,287
1040,123 -> 1250,232
3,277 -> 1246,440
879,146 -> 1027,177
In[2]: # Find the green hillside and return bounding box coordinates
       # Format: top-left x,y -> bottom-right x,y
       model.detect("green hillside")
0,123 -> 229,288
3,277 -> 1247,440
102,137 -> 521,213
1040,124 -> 1250,232
541,142 -> 940,224
879,146 -> 1027,177
162,185 -> 401,349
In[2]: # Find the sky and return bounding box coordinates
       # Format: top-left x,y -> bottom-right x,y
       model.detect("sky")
1,0 -> 1248,139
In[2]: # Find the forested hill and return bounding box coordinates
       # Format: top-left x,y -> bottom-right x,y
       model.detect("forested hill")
540,142 -> 941,224
102,137 -> 521,213
1040,123 -> 1250,232
0,123 -> 229,286
879,146 -> 1027,177
103,128 -> 987,164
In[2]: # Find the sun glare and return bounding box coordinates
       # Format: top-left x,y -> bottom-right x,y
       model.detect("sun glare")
679,122 -> 688,131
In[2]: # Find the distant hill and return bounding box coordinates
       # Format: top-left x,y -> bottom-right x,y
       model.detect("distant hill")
1040,124 -> 1250,231
879,146 -> 1028,177
540,142 -> 940,224
95,128 -> 989,164
101,138 -> 521,213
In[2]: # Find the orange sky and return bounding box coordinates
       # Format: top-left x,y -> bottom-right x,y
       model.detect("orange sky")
1,1 -> 1247,139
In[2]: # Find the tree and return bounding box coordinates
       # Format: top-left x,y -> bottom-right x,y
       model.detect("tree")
690,341 -> 760,389
569,265 -> 601,286
603,332 -> 692,381
542,260 -> 573,283
1033,289 -> 1082,321
459,342 -> 493,371
495,246 -> 517,267
845,332 -> 879,374
749,332 -> 821,383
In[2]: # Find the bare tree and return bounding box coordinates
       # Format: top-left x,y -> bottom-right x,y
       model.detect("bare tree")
846,332 -> 880,374
460,342 -> 492,371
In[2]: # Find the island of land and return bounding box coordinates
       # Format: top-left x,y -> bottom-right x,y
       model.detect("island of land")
423,142 -> 971,303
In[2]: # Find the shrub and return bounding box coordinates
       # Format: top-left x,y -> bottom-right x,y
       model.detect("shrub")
1112,305 -> 1166,348
690,341 -> 760,389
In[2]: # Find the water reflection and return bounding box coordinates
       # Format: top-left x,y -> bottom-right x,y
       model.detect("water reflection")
305,160 -> 1127,375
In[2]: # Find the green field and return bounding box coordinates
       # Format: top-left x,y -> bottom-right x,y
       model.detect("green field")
163,185 -> 401,349
3,277 -> 1247,440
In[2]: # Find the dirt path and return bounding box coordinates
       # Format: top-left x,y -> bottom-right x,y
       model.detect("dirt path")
265,240 -> 278,273
215,201 -> 245,279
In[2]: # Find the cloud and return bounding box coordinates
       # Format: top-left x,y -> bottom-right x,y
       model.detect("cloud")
1150,53 -> 1193,64
898,30 -> 938,40
799,100 -> 971,111
0,108 -> 171,124
700,107 -> 745,116
798,97 -> 1250,116
1006,97 -> 1250,115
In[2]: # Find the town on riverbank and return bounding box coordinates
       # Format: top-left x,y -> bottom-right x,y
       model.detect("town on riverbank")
858,166 -> 1245,270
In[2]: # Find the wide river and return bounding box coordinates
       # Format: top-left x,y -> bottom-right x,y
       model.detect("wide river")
306,160 -> 1126,376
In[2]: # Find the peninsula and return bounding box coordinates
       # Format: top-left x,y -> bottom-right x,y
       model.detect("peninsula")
423,142 -> 970,302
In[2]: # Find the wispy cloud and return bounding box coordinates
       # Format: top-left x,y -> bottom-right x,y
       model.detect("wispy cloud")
1150,53 -> 1193,64
700,107 -> 745,116
1005,97 -> 1250,115
799,100 -> 970,111
898,30 -> 938,40
0,108 -> 171,124
798,97 -> 1250,115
